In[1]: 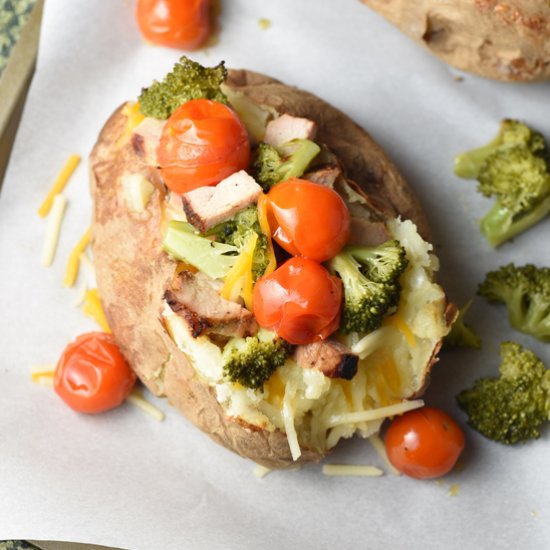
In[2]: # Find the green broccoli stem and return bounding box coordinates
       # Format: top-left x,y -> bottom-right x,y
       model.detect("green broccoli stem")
454,137 -> 501,179
480,195 -> 550,247
277,140 -> 321,181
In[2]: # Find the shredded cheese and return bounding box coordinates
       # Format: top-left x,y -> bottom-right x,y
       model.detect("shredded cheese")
82,288 -> 111,332
384,313 -> 416,347
256,193 -> 276,274
322,464 -> 384,477
31,365 -> 55,385
71,278 -> 88,307
282,381 -> 301,461
220,232 -> 258,309
327,399 -> 424,428
41,194 -> 68,267
116,102 -> 146,148
253,465 -> 272,478
79,252 -> 96,279
127,389 -> 165,421
38,155 -> 80,217
64,227 -> 91,287
122,173 -> 155,213
368,434 -> 401,476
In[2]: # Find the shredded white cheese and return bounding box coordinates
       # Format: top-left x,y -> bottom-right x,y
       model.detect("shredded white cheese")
41,194 -> 67,267
122,173 -> 154,213
253,465 -> 272,478
127,389 -> 165,421
322,464 -> 384,477
327,399 -> 424,428
368,434 -> 401,476
282,381 -> 301,461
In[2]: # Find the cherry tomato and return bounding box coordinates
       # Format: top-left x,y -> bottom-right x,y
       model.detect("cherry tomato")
253,257 -> 342,345
54,332 -> 136,414
158,99 -> 250,194
385,407 -> 465,479
135,0 -> 210,50
265,178 -> 351,262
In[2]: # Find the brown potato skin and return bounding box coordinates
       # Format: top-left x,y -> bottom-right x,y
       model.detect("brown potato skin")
91,69 -> 436,468
362,0 -> 550,82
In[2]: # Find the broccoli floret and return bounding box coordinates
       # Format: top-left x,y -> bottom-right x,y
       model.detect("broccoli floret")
138,57 -> 228,119
444,300 -> 482,349
454,119 -> 550,247
328,240 -> 409,334
222,329 -> 293,390
251,139 -> 321,192
457,341 -> 550,444
478,263 -> 550,342
162,221 -> 238,280
207,206 -> 269,280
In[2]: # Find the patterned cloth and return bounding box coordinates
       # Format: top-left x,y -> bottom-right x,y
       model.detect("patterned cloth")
0,0 -> 37,76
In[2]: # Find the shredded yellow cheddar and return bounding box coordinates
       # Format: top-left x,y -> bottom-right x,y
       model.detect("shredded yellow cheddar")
64,227 -> 91,287
38,154 -> 80,217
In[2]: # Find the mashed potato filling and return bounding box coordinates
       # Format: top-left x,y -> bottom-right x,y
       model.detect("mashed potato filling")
162,216 -> 450,459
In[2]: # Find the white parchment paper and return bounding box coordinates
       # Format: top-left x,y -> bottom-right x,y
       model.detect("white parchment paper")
1,1 -> 549,548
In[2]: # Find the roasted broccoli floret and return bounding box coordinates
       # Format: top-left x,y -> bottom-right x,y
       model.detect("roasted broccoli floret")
207,206 -> 270,280
444,301 -> 482,349
251,139 -> 320,191
162,221 -> 238,280
138,57 -> 228,119
222,329 -> 293,390
328,240 -> 409,334
454,119 -> 550,247
457,342 -> 550,444
478,263 -> 550,342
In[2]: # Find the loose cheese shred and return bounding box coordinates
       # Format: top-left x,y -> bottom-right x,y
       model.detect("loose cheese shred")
41,194 -> 68,267
327,399 -> 424,428
31,365 -> 56,385
81,288 -> 111,333
368,434 -> 401,476
127,389 -> 165,421
253,465 -> 272,478
38,154 -> 80,217
322,464 -> 384,477
71,278 -> 88,307
64,227 -> 91,287
79,251 -> 96,279
282,382 -> 301,461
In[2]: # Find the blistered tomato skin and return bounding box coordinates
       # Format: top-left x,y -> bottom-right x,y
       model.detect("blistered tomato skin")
385,407 -> 465,479
253,257 -> 342,345
54,332 -> 136,414
158,99 -> 250,194
266,178 -> 351,262
136,0 -> 210,50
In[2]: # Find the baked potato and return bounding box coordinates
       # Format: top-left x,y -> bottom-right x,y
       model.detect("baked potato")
361,0 -> 550,82
90,61 -> 455,468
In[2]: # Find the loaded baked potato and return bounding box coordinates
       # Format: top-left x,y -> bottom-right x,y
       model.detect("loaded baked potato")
361,0 -> 550,82
90,58 -> 455,468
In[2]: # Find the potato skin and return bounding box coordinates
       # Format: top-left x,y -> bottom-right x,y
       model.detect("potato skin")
362,0 -> 550,82
90,69 -> 436,468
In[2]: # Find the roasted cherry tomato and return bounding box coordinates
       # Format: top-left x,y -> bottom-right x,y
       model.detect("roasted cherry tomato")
265,178 -> 351,262
385,407 -> 465,479
253,257 -> 342,345
158,99 -> 250,194
136,0 -> 210,50
54,332 -> 136,414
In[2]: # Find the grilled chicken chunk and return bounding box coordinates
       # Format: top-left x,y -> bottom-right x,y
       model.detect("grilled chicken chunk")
164,271 -> 258,339
295,340 -> 358,380
182,170 -> 262,233
131,117 -> 165,166
264,114 -> 317,147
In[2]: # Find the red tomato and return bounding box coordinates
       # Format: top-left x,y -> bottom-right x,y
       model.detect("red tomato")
135,0 -> 210,50
54,332 -> 136,414
385,407 -> 465,479
158,99 -> 250,194
253,257 -> 342,345
265,178 -> 351,262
